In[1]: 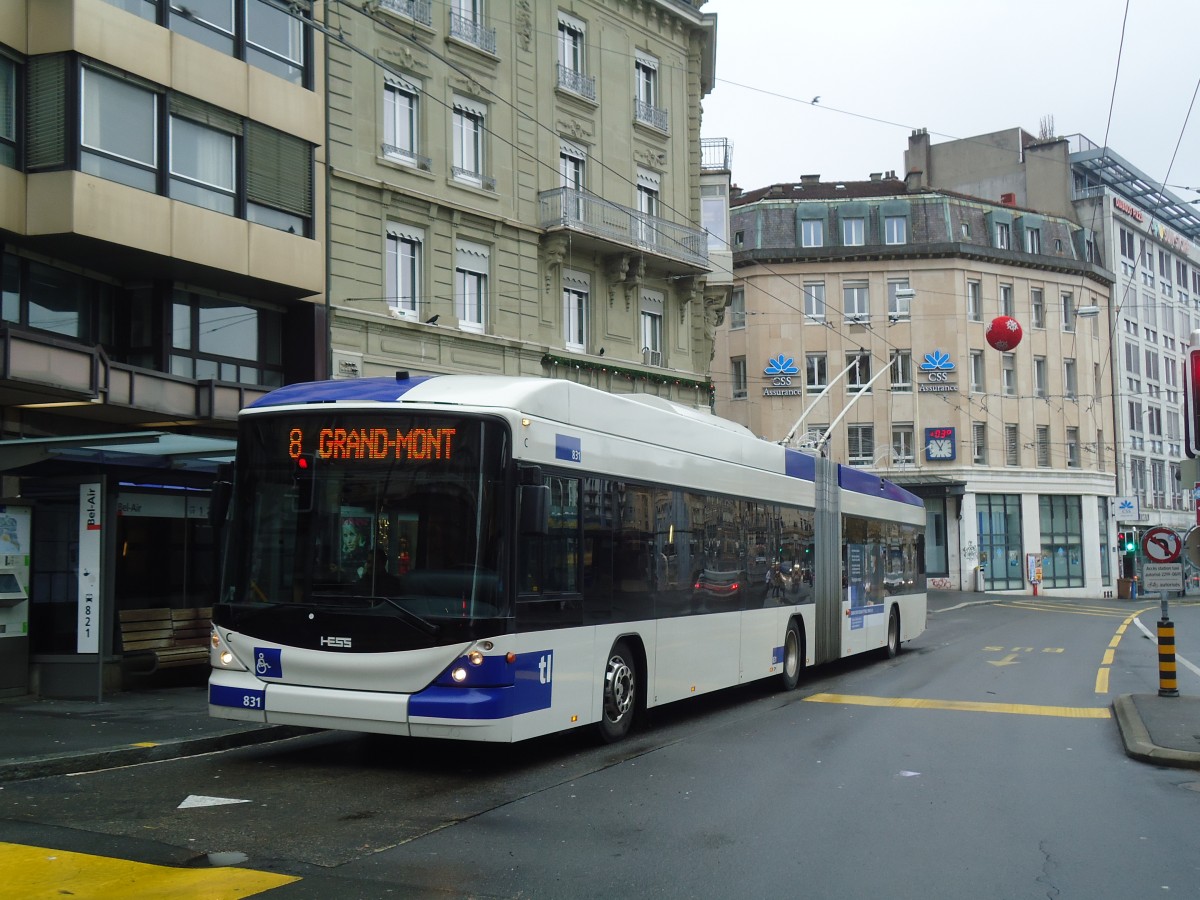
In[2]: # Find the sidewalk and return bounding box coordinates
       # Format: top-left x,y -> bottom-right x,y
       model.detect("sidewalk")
0,686 -> 310,783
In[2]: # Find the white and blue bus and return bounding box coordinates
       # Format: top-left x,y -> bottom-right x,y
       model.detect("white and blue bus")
208,374 -> 926,743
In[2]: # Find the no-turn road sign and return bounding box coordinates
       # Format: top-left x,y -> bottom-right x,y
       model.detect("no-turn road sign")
1142,526 -> 1182,564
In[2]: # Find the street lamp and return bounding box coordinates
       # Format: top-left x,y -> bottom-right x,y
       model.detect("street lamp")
1075,305 -> 1101,318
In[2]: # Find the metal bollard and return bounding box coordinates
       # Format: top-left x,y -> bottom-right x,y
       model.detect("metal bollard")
1157,619 -> 1179,698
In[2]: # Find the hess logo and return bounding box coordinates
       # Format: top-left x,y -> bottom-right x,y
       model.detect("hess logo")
320,636 -> 352,648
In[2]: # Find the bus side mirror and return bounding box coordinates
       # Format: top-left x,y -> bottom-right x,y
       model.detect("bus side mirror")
209,464 -> 233,528
520,484 -> 550,536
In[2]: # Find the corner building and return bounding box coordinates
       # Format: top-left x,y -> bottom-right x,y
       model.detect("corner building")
714,175 -> 1116,596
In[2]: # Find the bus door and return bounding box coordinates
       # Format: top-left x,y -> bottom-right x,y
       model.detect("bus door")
841,542 -> 871,657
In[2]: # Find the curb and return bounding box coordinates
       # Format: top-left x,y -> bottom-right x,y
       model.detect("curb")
0,726 -> 314,784
1112,695 -> 1200,771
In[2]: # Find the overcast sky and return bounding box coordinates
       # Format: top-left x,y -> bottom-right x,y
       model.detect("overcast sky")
699,0 -> 1200,202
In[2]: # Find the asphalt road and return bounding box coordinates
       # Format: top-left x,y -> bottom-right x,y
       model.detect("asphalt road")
2,594 -> 1198,899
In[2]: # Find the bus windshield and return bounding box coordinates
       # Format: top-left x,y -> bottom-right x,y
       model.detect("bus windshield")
219,412 -> 510,628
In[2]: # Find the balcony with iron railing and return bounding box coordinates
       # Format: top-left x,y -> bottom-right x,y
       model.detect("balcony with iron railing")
634,98 -> 668,132
701,138 -> 733,172
449,13 -> 496,55
557,65 -> 596,102
381,143 -> 433,172
379,0 -> 432,26
452,167 -> 496,192
539,188 -> 709,270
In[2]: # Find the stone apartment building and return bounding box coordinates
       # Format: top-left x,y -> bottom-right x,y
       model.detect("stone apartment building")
714,174 -> 1116,596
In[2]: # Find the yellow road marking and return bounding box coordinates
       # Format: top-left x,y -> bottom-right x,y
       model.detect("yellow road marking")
1094,607 -> 1156,695
0,842 -> 299,899
1094,668 -> 1110,693
805,693 -> 1111,719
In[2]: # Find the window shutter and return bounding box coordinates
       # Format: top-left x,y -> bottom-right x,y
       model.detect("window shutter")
169,94 -> 242,135
245,121 -> 312,217
26,54 -> 67,171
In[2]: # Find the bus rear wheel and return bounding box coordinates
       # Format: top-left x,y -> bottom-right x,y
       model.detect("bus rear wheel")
598,640 -> 637,743
779,620 -> 804,691
883,606 -> 900,659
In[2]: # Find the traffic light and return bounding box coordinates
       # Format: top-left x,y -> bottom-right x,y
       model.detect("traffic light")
1184,337 -> 1200,458
1120,532 -> 1137,556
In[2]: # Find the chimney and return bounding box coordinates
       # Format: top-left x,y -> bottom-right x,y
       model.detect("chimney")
869,172 -> 882,182
800,174 -> 820,184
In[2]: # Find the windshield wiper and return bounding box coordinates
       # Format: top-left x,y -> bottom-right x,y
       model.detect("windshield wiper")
308,592 -> 441,636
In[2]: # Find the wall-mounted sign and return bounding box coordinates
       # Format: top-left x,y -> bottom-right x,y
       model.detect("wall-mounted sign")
918,350 -> 958,393
925,427 -> 956,461
762,354 -> 803,397
1113,197 -> 1144,222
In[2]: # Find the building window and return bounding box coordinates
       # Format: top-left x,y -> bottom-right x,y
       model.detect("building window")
970,350 -> 985,392
890,350 -> 912,392
892,426 -> 915,464
1005,424 -> 1019,466
1002,354 -> 1016,396
449,0 -> 496,54
641,290 -> 664,365
1000,284 -> 1014,317
557,13 -> 595,100
806,353 -> 827,389
563,269 -> 589,351
1031,288 -> 1044,328
1024,226 -> 1041,254
846,352 -> 871,392
81,67 -> 159,192
634,50 -> 666,131
170,288 -> 283,387
636,168 -> 661,244
383,78 -> 428,169
1066,427 -> 1080,469
455,240 -> 489,332
884,216 -> 907,245
731,357 -> 747,399
67,63 -> 312,234
842,217 -> 865,246
978,494 -> 1024,591
1064,359 -> 1077,399
803,281 -> 825,320
973,422 -> 987,464
801,220 -> 824,248
1061,292 -> 1075,332
888,279 -> 911,320
1039,495 -> 1083,587
452,97 -> 488,186
995,221 -> 1011,249
167,0 -> 310,86
1036,425 -> 1050,467
967,279 -> 982,322
1034,356 -> 1047,397
843,281 -> 869,321
847,425 -> 874,466
730,288 -> 745,329
385,225 -> 422,319
3,256 -> 110,342
0,55 -> 17,168
168,113 -> 236,214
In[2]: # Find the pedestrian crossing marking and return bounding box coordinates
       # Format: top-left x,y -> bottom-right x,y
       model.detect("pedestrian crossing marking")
0,842 -> 298,898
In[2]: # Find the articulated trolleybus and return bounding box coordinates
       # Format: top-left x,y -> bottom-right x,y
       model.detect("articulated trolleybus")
209,374 -> 926,743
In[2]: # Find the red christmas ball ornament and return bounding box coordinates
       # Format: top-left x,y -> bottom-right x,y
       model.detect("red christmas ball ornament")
986,315 -> 1023,351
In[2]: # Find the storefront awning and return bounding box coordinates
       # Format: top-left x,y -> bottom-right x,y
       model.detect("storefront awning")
0,432 -> 236,474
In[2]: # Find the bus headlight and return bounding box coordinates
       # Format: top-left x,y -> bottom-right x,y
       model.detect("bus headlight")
467,650 -> 484,666
451,667 -> 468,683
220,650 -> 234,666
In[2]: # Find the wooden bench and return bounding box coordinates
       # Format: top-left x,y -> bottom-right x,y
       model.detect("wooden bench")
119,607 -> 212,673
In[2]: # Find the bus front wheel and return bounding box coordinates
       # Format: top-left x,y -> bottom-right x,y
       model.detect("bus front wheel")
779,620 -> 804,691
883,607 -> 901,659
599,640 -> 637,743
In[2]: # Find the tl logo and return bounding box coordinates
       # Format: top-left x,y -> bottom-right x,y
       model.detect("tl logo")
920,350 -> 955,371
764,354 -> 799,376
